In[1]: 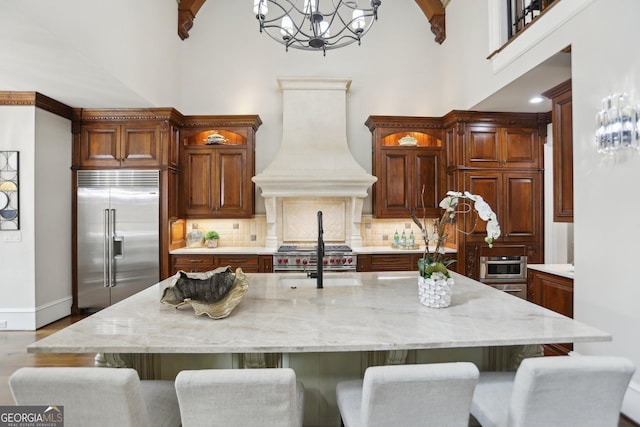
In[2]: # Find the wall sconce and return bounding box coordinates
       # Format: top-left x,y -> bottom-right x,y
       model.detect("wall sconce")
595,93 -> 640,153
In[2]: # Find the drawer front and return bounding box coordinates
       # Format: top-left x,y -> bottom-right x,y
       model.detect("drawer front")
173,255 -> 215,266
217,255 -> 259,273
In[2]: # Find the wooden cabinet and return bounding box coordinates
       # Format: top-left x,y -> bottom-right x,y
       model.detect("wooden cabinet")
182,146 -> 250,217
543,79 -> 573,222
356,253 -> 457,272
442,111 -> 549,280
463,171 -> 542,242
172,254 -> 216,273
366,116 -> 445,218
528,268 -> 574,355
464,124 -> 541,169
74,109 -> 182,169
171,253 -> 271,275
179,116 -> 261,218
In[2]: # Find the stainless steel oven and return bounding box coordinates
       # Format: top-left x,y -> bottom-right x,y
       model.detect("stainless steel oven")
479,255 -> 527,281
479,255 -> 528,299
273,245 -> 357,273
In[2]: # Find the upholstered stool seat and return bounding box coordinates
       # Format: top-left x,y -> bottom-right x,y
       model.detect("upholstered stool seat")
9,367 -> 180,427
336,362 -> 479,427
470,355 -> 635,427
175,367 -> 305,427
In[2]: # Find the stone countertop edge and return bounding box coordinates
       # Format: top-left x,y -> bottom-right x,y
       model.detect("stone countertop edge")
28,271 -> 608,355
527,264 -> 575,280
170,246 -> 457,255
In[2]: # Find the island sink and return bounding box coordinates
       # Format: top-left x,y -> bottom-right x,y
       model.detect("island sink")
277,276 -> 361,288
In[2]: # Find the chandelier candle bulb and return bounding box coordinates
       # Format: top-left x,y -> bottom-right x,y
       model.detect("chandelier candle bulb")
352,9 -> 365,32
253,0 -> 268,15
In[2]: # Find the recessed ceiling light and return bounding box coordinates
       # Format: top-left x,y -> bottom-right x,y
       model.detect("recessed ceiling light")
529,96 -> 544,104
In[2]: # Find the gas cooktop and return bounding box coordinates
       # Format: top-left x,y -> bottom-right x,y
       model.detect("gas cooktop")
277,245 -> 352,253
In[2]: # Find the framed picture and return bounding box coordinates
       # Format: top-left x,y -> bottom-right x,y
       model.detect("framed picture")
0,151 -> 19,230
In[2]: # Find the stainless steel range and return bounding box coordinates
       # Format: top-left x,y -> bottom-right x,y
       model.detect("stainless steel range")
273,245 -> 357,272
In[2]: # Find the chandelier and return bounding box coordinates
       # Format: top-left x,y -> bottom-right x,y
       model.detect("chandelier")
253,0 -> 382,54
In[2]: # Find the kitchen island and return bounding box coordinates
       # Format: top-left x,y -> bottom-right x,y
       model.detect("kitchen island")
28,270 -> 609,426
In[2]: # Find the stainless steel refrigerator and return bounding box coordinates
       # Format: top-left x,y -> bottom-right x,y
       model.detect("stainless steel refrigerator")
77,170 -> 159,311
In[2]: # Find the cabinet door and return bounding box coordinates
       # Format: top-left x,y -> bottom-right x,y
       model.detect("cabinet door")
531,270 -> 573,318
552,86 -> 573,222
121,124 -> 162,167
79,125 -> 121,167
182,149 -> 214,216
501,127 -> 540,168
215,149 -> 250,217
464,125 -> 501,168
413,150 -> 443,217
376,150 -> 412,217
503,172 -> 541,239
463,171 -> 502,240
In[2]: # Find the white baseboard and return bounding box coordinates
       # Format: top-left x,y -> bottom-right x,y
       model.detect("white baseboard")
0,296 -> 71,330
36,296 -> 72,329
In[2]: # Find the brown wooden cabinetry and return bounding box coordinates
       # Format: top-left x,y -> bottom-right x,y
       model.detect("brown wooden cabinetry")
179,116 -> 261,218
463,171 -> 542,242
443,111 -> 549,280
172,254 -> 216,273
171,253 -> 271,275
366,116 -> 445,218
543,79 -> 573,223
528,268 -> 574,355
464,124 -> 541,169
78,123 -> 162,168
356,253 -> 457,272
73,109 -> 181,169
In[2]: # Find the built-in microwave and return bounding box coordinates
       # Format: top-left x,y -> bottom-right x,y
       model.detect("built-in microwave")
479,255 -> 528,282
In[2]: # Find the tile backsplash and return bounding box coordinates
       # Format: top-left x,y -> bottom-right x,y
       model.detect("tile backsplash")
186,215 -> 438,248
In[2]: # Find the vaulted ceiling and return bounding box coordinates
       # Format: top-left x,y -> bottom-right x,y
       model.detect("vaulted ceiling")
178,0 -> 447,44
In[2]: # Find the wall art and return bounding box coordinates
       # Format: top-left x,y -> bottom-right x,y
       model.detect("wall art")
0,151 -> 19,230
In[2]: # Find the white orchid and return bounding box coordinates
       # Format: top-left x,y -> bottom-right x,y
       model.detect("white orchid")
413,189 -> 501,278
439,195 -> 458,211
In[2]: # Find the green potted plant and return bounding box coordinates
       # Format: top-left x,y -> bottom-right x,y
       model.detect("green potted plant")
205,230 -> 220,248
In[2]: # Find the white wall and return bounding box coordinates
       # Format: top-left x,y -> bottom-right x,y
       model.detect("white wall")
1,0 -> 182,108
34,109 -> 73,328
0,107 -> 37,329
179,0 -> 445,214
441,0 -> 640,420
0,106 -> 72,330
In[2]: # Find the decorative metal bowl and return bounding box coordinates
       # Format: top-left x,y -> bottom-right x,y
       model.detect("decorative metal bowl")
161,266 -> 249,319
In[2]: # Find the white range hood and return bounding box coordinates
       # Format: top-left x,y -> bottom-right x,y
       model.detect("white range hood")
252,77 -> 377,249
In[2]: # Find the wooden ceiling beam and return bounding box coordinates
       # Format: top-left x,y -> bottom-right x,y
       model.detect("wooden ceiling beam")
178,1 -> 446,44
414,0 -> 446,44
178,0 -> 207,40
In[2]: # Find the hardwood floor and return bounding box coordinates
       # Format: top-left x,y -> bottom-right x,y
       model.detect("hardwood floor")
0,315 -> 95,405
1,316 -> 638,427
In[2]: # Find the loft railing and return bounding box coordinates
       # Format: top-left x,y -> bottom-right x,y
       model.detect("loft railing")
507,0 -> 559,40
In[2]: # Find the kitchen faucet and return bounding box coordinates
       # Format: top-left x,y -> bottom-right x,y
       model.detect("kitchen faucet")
307,210 -> 325,288
316,210 -> 324,289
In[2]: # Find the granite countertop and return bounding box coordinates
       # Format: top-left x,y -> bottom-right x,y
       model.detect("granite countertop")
170,246 -> 457,255
28,271 -> 607,354
527,264 -> 575,280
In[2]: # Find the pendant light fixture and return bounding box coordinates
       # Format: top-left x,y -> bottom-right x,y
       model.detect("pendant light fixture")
253,0 -> 381,55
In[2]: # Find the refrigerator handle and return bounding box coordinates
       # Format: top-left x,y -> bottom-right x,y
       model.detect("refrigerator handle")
103,209 -> 110,288
110,209 -> 116,287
